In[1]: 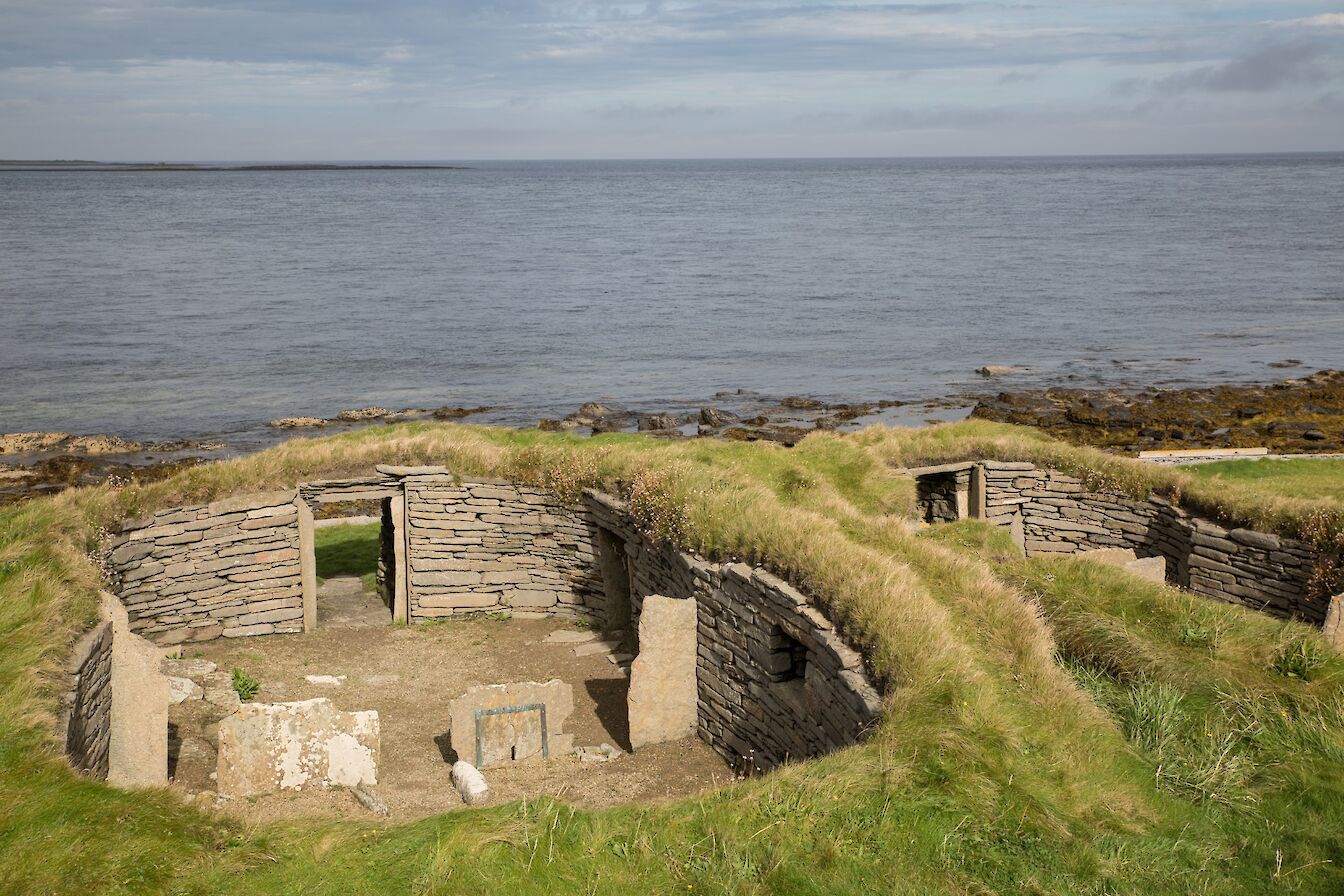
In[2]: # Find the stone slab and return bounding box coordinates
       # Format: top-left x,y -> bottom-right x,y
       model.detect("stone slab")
574,640 -> 621,657
217,698 -> 380,797
1126,556 -> 1168,584
168,676 -> 203,704
1325,595 -> 1344,652
104,593 -> 169,788
448,679 -> 573,769
628,595 -> 698,750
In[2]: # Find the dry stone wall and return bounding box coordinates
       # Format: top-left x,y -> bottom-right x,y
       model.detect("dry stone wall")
963,460 -> 1329,625
107,491 -> 305,643
1181,516 -> 1321,622
917,468 -> 971,523
584,490 -> 881,772
403,479 -> 603,619
61,619 -> 113,778
298,475 -> 401,506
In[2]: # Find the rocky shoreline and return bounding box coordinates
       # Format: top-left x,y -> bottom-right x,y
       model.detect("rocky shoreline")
971,369 -> 1344,454
5,370 -> 1341,507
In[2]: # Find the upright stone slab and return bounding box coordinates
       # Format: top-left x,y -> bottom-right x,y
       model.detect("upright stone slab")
391,494 -> 409,624
628,595 -> 698,750
217,698 -> 380,797
1325,595 -> 1344,651
448,680 -> 574,769
297,499 -> 318,633
105,593 -> 169,787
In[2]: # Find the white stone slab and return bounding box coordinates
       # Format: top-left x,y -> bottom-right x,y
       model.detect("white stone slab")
217,698 -> 379,797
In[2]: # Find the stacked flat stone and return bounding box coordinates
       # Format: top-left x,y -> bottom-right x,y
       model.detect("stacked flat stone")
106,491 -> 304,643
60,619 -> 113,778
1186,519 -> 1318,619
584,490 -> 881,774
297,475 -> 401,506
917,468 -> 970,523
403,479 -> 604,618
960,461 -> 1328,625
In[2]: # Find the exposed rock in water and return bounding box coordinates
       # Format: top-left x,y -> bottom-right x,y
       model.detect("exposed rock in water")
780,396 -> 827,411
430,405 -> 493,420
638,413 -> 679,431
334,406 -> 393,422
0,431 -> 144,455
0,432 -> 72,454
970,369 -> 1344,454
698,407 -> 738,427
539,401 -> 631,434
268,416 -> 330,429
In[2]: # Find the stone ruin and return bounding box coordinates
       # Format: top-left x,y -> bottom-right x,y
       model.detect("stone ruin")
64,470 -> 887,806
911,459 -> 1344,635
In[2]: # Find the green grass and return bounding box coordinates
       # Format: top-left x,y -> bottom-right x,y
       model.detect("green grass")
313,521 -> 381,590
1187,458 -> 1344,503
0,421 -> 1342,894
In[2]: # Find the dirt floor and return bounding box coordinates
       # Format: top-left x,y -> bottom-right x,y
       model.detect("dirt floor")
171,581 -> 733,824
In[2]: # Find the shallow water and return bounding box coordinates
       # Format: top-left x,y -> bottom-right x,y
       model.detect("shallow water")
2,154 -> 1341,442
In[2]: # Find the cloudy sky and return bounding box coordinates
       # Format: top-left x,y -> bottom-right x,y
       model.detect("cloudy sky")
2,2 -> 1342,159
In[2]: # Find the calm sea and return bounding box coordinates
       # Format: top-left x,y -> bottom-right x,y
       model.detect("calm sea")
2,155 -> 1342,444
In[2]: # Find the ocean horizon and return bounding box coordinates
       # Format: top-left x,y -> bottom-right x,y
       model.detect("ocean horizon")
3,152 -> 1341,444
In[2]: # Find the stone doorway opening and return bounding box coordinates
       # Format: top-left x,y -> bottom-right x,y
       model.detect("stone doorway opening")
595,526 -> 635,647
311,501 -> 393,628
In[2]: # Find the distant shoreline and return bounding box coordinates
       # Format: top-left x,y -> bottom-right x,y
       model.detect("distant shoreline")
0,162 -> 469,172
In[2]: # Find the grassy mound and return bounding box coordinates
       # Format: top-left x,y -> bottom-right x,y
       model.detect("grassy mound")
0,421 -> 1341,894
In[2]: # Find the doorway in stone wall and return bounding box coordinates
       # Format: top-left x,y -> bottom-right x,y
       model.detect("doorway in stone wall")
311,500 -> 394,627
595,526 -> 636,649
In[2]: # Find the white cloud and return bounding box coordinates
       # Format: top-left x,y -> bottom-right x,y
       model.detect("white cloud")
1269,13 -> 1344,29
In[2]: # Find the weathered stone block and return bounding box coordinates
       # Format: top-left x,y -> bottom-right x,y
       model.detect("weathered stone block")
217,698 -> 379,797
509,588 -> 561,608
448,680 -> 573,769
628,596 -> 698,750
450,760 -> 490,805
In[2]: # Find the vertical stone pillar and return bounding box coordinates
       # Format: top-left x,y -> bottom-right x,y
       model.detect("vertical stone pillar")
104,593 -> 168,787
296,498 -> 318,633
1009,512 -> 1026,556
628,595 -> 698,750
969,464 -> 987,520
392,493 -> 409,624
1324,594 -> 1344,651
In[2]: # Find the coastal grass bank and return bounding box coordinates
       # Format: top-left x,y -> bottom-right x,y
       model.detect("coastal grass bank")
2,420 -> 1343,895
